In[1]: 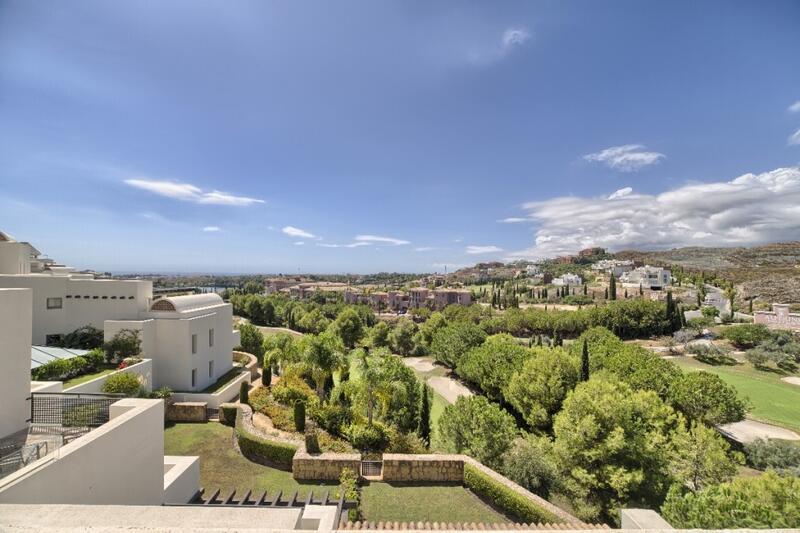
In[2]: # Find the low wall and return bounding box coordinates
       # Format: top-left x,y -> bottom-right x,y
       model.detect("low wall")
167,402 -> 207,422
163,455 -> 200,504
171,370 -> 250,409
292,443 -> 361,481
233,350 -> 259,380
64,359 -> 153,394
382,454 -> 463,482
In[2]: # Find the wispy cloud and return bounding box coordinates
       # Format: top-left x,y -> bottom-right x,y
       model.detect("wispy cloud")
354,235 -> 410,246
506,166 -> 800,259
583,144 -> 665,172
294,241 -> 305,246
282,226 -> 316,239
202,226 -> 221,232
788,128 -> 800,146
414,246 -> 436,252
498,217 -> 528,223
469,27 -> 530,65
466,245 -> 504,255
317,242 -> 370,249
788,101 -> 800,113
124,178 -> 264,206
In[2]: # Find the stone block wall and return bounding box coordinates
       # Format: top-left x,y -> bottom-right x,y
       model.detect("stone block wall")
293,443 -> 361,481
167,401 -> 207,422
382,454 -> 464,482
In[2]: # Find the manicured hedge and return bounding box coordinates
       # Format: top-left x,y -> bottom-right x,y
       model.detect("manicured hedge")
219,404 -> 238,427
464,463 -> 560,524
234,409 -> 298,469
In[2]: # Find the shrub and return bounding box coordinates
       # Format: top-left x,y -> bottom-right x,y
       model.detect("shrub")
339,467 -> 361,521
101,372 -> 142,396
312,401 -> 352,437
317,431 -> 354,453
262,364 -> 272,387
235,410 -> 297,469
272,375 -> 317,406
673,328 -> 699,344
686,343 -> 736,366
219,403 -> 237,427
463,463 -> 559,524
501,435 -> 559,499
721,323 -> 771,349
687,317 -> 714,329
439,395 -> 517,470
346,422 -> 389,451
260,402 -> 295,432
57,325 -> 104,349
294,400 -> 306,432
385,427 -> 428,454
744,438 -> 800,474
239,381 -> 250,404
103,329 -> 141,363
305,424 -> 321,453
85,348 -> 106,371
669,371 -> 746,425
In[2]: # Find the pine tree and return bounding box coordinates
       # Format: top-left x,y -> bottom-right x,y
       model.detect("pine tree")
418,383 -> 431,447
580,339 -> 590,382
609,273 -> 617,300
583,283 -> 588,295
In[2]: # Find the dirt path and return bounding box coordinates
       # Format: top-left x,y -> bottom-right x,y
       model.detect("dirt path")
717,419 -> 800,443
782,376 -> 800,387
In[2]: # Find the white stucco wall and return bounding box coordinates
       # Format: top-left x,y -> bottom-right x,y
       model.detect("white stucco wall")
171,370 -> 250,409
0,274 -> 152,345
163,455 -> 200,504
0,399 -> 165,505
0,243 -> 33,275
64,359 -> 153,394
0,288 -> 32,439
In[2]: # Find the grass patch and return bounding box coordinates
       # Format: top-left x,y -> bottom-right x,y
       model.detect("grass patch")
429,389 -> 448,452
62,366 -> 117,388
673,356 -> 800,433
360,481 -> 510,524
198,368 -> 248,394
164,422 -> 334,497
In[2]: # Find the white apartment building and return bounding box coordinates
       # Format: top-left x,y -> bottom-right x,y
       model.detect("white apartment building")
620,265 -> 671,290
591,259 -> 634,278
552,273 -> 582,286
104,293 -> 238,392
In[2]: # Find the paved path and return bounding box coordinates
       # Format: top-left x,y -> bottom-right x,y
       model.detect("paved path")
403,356 -> 438,373
400,356 -> 473,404
717,419 -> 800,443
782,376 -> 800,387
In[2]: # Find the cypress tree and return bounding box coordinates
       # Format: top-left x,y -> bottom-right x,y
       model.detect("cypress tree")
624,288 -> 628,299
749,298 -> 753,314
580,339 -> 590,382
604,287 -> 609,300
418,383 -> 431,447
294,400 -> 306,432
583,283 -> 588,295
609,273 -> 617,300
261,364 -> 272,387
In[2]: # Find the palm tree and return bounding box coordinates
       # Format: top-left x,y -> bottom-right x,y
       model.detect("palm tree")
303,333 -> 346,399
723,284 -> 737,320
348,348 -> 402,425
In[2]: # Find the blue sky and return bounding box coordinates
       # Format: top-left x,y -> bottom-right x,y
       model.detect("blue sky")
2,1 -> 800,274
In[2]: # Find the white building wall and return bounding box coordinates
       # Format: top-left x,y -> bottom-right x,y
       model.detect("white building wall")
0,275 -> 152,345
0,288 -> 32,439
0,399 -> 165,505
0,243 -> 33,275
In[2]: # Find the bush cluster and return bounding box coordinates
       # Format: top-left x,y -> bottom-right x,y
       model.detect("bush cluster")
101,372 -> 143,396
463,463 -> 559,524
234,409 -> 298,469
32,348 -> 105,381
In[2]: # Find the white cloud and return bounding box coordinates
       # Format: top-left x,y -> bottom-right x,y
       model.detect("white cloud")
584,144 -> 665,172
468,27 -> 530,65
788,128 -> 800,146
506,166 -> 800,259
316,242 -> 370,249
608,187 -> 633,200
124,178 -> 264,206
354,235 -> 410,246
294,241 -> 305,246
282,226 -> 316,239
466,245 -> 504,255
498,217 -> 528,223
202,226 -> 221,232
414,246 -> 436,252
788,101 -> 800,113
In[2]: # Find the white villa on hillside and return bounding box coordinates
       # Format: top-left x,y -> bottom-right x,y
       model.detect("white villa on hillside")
620,265 -> 671,290
552,273 -> 582,286
591,259 -> 634,278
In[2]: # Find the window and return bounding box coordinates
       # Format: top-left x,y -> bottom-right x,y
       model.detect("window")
46,297 -> 62,309
208,360 -> 214,378
191,334 -> 198,354
45,334 -> 63,346
209,328 -> 214,347
191,368 -> 197,388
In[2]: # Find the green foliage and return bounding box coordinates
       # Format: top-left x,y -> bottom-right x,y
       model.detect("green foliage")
239,381 -> 250,404
236,323 -> 265,360
501,435 -> 560,499
744,438 -> 800,475
430,321 -> 487,368
305,425 -> 321,453
669,371 -> 747,425
219,404 -> 237,427
389,318 -> 418,355
552,376 -> 682,523
339,467 -> 361,521
294,400 -> 306,432
722,323 -> 772,349
456,334 -> 532,401
297,308 -> 331,334
418,383 -> 431,447
504,347 -> 579,430
602,343 -> 682,400
347,422 -> 389,451
463,463 -> 559,525
580,340 -> 590,382
688,343 -> 737,366
235,409 -> 298,469
57,325 -> 104,349
272,374 -> 317,406
369,321 -> 392,349
438,396 -> 517,470
332,308 -> 365,349
661,472 -> 800,529
301,332 -> 346,398
669,421 -> 742,491
261,364 -> 272,387
263,332 -> 299,367
101,372 -> 142,396
312,401 -> 352,437
31,348 -> 105,381
416,312 -> 447,351
103,329 -> 141,363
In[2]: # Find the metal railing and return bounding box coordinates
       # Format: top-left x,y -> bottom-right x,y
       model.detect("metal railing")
0,441 -> 48,477
29,392 -> 123,429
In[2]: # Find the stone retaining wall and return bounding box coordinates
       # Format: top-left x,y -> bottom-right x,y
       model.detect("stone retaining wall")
292,442 -> 361,481
167,402 -> 207,422
382,454 -> 464,482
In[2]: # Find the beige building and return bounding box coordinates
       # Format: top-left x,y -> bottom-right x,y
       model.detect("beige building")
754,303 -> 800,332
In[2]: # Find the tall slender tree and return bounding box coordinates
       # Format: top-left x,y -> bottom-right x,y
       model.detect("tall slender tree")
609,273 -> 617,300
580,340 -> 590,382
418,383 -> 431,446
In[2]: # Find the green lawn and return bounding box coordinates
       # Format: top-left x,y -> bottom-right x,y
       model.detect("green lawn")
164,422 -> 335,497
429,389 -> 448,452
361,481 -> 509,524
199,368 -> 248,393
62,366 -> 116,388
672,356 -> 800,433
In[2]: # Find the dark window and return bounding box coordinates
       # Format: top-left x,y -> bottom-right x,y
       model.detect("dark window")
92,296 -> 99,299
101,296 -> 108,299
110,296 -> 117,299
128,296 -> 134,300
46,297 -> 62,309
65,295 -> 72,299
45,334 -> 63,346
